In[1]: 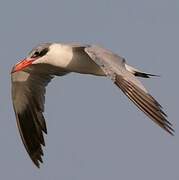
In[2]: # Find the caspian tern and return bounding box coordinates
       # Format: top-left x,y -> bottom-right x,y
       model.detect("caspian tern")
11,43 -> 174,168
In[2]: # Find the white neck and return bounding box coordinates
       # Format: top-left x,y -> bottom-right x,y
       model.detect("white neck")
32,43 -> 73,68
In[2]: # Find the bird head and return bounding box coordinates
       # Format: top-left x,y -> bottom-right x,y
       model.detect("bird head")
11,43 -> 51,73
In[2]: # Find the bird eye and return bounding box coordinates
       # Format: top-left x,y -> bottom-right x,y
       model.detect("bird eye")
30,47 -> 49,58
32,51 -> 40,57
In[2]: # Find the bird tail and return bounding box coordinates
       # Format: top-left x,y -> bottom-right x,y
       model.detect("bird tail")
125,64 -> 160,78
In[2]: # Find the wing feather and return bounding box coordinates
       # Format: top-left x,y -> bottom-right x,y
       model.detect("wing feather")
11,65 -> 67,167
85,45 -> 174,135
115,75 -> 174,135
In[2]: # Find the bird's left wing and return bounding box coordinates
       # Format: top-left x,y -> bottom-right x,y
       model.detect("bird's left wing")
11,65 -> 67,167
84,45 -> 174,135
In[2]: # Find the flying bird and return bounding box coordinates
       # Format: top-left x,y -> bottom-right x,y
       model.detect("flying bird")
11,43 -> 174,168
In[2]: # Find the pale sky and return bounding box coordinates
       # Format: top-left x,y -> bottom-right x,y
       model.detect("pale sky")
0,0 -> 178,179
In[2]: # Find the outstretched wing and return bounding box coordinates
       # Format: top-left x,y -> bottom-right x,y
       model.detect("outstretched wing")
85,45 -> 174,135
11,65 -> 67,167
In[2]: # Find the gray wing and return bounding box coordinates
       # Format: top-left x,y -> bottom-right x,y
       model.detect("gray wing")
11,65 -> 67,167
85,45 -> 174,135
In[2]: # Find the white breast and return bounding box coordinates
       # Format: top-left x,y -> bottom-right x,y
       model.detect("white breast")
46,44 -> 73,68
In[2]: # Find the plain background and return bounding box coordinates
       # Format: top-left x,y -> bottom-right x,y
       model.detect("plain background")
0,0 -> 178,179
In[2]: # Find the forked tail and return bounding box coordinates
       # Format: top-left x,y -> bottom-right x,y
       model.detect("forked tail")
125,64 -> 160,78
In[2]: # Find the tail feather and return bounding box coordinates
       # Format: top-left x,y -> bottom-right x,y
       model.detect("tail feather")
134,71 -> 160,78
125,64 -> 159,78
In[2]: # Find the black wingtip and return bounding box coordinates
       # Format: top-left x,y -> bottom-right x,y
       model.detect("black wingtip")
32,159 -> 40,168
165,123 -> 175,136
31,150 -> 44,168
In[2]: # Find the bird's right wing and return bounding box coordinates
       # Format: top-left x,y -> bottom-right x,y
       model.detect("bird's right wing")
11,64 -> 67,167
85,45 -> 174,135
